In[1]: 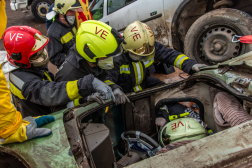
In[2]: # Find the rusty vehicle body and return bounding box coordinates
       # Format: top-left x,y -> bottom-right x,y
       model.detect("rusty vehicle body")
90,0 -> 252,65
1,51 -> 252,168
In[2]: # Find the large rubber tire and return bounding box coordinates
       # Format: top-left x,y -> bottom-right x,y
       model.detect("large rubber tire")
31,0 -> 52,22
184,8 -> 252,65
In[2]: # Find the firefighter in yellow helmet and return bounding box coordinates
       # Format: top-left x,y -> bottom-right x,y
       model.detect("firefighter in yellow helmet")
105,21 -> 206,105
55,20 -> 123,108
46,0 -> 83,67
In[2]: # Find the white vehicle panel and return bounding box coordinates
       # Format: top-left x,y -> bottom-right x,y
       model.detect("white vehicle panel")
100,0 -> 164,31
10,0 -> 27,10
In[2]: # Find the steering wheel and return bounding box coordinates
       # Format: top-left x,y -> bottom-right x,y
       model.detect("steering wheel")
118,131 -> 162,158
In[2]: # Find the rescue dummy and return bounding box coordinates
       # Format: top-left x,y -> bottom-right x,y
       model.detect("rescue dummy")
46,0 -> 83,67
55,20 -> 124,107
156,92 -> 252,155
2,26 -> 114,117
105,21 -> 207,105
0,64 -> 55,145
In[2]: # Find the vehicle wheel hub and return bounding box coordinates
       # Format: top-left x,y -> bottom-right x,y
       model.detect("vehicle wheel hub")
211,39 -> 227,54
37,2 -> 50,17
200,27 -> 240,63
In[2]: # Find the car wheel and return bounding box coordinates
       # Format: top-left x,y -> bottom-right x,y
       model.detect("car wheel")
184,8 -> 252,65
31,0 -> 52,22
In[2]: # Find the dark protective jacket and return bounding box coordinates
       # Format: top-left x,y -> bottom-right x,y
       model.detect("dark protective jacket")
47,16 -> 77,67
55,46 -> 107,105
9,68 -> 95,117
156,103 -> 200,122
105,41 -> 198,93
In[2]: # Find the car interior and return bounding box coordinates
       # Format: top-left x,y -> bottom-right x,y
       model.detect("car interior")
67,76 -> 225,168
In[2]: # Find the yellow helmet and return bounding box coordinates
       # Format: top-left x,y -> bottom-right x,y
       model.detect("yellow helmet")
53,0 -> 82,15
122,21 -> 155,62
76,20 -> 124,63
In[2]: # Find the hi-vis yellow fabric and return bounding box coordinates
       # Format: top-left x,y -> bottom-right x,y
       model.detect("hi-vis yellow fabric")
1,120 -> 30,144
0,0 -> 7,37
0,65 -> 23,139
66,80 -> 82,100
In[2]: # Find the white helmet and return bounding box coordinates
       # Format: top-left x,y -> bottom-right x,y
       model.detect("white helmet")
122,21 -> 155,62
159,118 -> 207,146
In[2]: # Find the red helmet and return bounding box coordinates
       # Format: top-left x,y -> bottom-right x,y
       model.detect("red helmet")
3,26 -> 49,68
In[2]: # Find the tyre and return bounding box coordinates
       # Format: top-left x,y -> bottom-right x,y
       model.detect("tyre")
184,8 -> 252,65
31,0 -> 52,22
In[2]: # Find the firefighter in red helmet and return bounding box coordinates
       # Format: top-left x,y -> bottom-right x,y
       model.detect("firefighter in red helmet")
2,26 -> 114,117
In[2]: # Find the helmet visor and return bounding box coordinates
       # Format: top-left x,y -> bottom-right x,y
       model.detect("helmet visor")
129,42 -> 154,55
29,48 -> 49,68
69,0 -> 83,11
69,7 -> 84,12
32,33 -> 48,52
129,50 -> 155,62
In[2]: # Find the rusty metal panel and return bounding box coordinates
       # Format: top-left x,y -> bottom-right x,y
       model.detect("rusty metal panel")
126,120 -> 252,168
0,110 -> 78,168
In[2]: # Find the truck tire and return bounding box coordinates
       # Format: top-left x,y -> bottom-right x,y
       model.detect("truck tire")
184,8 -> 252,65
31,0 -> 52,22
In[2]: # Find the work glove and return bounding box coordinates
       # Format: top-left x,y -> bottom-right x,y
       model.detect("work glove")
0,116 -> 55,145
191,64 -> 207,72
87,92 -> 105,104
92,77 -> 115,101
113,88 -> 130,105
155,118 -> 167,129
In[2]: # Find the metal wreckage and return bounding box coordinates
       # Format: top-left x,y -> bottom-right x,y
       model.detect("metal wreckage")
2,51 -> 252,168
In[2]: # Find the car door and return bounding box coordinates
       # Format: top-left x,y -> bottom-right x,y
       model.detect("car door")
100,0 -> 164,31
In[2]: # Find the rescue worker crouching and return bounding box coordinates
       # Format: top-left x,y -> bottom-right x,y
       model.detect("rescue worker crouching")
55,20 -> 124,107
3,26 -> 114,117
46,0 -> 82,67
104,21 -> 207,105
0,63 -> 55,145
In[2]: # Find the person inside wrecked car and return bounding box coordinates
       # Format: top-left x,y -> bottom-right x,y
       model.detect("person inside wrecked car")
55,20 -> 123,107
2,26 -> 114,117
155,91 -> 252,155
46,0 -> 82,67
104,21 -> 207,105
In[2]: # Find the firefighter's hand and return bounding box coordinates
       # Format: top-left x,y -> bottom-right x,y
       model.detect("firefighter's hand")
155,118 -> 167,128
92,78 -> 115,101
87,92 -> 105,104
192,64 -> 207,72
113,88 -> 130,105
0,116 -> 55,145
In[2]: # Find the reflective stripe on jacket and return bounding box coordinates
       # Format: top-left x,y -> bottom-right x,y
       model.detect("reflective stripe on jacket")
47,16 -> 77,67
105,41 -> 197,93
9,68 -> 83,117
